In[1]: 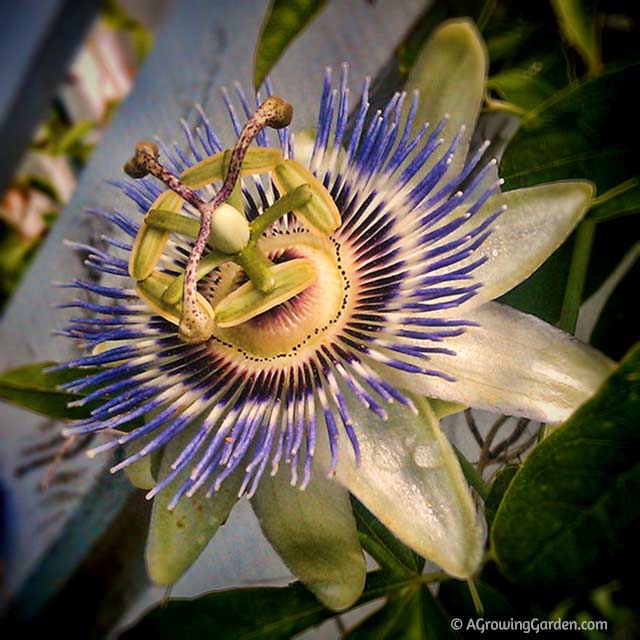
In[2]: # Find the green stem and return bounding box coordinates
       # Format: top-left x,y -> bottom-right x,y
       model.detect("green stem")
453,445 -> 490,501
558,219 -> 596,333
250,184 -> 312,239
423,570 -> 448,584
467,578 -> 484,615
235,244 -> 275,292
484,97 -> 526,117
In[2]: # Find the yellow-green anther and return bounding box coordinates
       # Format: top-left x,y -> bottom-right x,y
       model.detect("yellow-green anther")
162,250 -> 229,305
273,159 -> 341,235
215,258 -> 318,328
129,191 -> 182,280
130,223 -> 169,281
251,184 -> 313,239
136,272 -> 213,329
180,147 -> 283,189
209,203 -> 251,254
146,209 -> 201,238
214,258 -> 317,328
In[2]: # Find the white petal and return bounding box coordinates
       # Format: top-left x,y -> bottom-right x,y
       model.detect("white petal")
384,302 -> 614,422
441,181 -> 595,312
252,464 -> 365,611
324,393 -> 484,579
404,19 -> 487,177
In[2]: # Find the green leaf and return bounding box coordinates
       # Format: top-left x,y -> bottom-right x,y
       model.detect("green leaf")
145,424 -> 242,585
252,463 -> 365,611
491,343 -> 640,595
487,69 -> 556,112
121,570 -> 392,639
590,259 -> 640,360
589,178 -> 640,223
497,61 -> 640,323
551,0 -> 602,74
351,498 -> 424,578
253,0 -> 327,91
0,361 -> 98,419
122,581 -> 330,639
501,61 -> 640,194
346,584 -> 456,640
484,465 -> 518,530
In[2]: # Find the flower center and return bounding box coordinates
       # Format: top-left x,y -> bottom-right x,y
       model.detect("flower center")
202,231 -> 349,361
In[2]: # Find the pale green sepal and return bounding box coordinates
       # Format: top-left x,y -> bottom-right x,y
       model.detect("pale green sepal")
384,302 -> 615,423
214,258 -> 316,328
145,425 -> 243,585
252,468 -> 365,611
123,433 -> 163,490
328,393 -> 484,579
439,180 -> 595,313
404,19 -> 487,178
430,399 -> 466,419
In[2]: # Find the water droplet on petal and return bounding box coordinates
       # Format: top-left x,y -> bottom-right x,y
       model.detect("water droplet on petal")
412,443 -> 440,469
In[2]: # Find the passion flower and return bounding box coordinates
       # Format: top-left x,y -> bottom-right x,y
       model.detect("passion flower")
54,44 -> 611,609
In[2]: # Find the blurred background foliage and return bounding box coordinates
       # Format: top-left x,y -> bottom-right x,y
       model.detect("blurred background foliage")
0,0 -> 159,308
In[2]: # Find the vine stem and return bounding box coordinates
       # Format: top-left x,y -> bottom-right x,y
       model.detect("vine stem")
453,445 -> 490,501
558,219 -> 596,334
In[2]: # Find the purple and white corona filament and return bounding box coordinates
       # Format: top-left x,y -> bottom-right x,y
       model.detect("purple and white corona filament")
56,66 -> 503,509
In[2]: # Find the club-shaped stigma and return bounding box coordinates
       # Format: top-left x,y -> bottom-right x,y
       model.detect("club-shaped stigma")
125,96 -> 294,344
